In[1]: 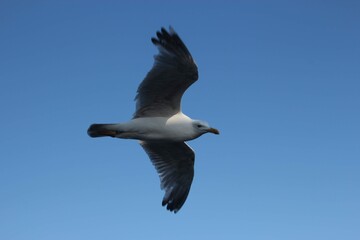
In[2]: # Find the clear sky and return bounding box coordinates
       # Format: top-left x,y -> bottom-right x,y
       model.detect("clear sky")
1,1 -> 359,240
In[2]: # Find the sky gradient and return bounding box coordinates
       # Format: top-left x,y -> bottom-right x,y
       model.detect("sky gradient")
1,1 -> 359,240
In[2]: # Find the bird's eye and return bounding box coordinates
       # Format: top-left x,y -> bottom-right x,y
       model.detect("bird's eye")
197,124 -> 202,128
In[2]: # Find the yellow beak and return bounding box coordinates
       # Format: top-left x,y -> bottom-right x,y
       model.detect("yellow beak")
207,127 -> 220,135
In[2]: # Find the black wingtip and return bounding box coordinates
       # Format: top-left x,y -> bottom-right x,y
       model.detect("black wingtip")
161,192 -> 186,213
151,37 -> 159,45
161,27 -> 170,38
162,199 -> 179,213
156,31 -> 162,39
150,26 -> 192,59
152,26 -> 175,45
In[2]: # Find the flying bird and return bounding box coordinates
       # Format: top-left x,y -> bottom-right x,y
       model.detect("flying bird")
87,27 -> 219,213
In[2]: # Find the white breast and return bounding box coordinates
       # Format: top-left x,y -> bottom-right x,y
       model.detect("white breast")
129,113 -> 196,141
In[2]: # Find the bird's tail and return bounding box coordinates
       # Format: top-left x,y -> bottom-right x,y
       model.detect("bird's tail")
87,124 -> 119,138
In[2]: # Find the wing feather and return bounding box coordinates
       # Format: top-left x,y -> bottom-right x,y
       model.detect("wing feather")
134,27 -> 198,118
140,141 -> 195,213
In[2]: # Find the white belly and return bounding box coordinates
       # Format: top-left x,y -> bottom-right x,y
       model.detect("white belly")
127,113 -> 196,141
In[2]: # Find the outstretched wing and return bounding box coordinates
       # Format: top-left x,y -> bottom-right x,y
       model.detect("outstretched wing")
134,27 -> 198,118
140,141 -> 195,213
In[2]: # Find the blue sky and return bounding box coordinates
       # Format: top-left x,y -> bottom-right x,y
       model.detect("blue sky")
1,1 -> 359,239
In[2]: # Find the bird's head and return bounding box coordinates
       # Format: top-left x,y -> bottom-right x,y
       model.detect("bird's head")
192,120 -> 220,136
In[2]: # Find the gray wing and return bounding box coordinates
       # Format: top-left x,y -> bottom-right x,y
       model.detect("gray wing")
134,27 -> 198,118
140,141 -> 195,213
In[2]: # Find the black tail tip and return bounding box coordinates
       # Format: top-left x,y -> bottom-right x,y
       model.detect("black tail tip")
87,124 -> 103,137
87,124 -> 117,138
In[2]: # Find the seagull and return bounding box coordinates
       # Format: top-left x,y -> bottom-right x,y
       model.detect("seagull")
87,27 -> 219,213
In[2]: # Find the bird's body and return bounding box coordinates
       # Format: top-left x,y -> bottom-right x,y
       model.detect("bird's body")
88,113 -> 203,141
88,27 -> 219,213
